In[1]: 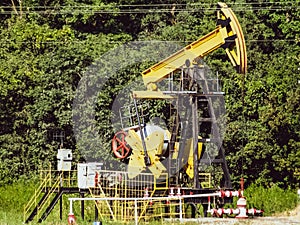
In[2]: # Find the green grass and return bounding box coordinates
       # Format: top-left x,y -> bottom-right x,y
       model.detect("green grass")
244,184 -> 298,216
0,180 -> 298,225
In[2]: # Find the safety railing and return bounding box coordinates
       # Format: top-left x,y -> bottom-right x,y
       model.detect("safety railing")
68,193 -> 221,225
89,183 -> 116,221
119,101 -> 149,130
23,172 -> 62,223
199,173 -> 212,189
39,169 -> 77,188
24,165 -> 77,223
35,173 -> 62,220
88,170 -> 169,222
23,172 -> 51,223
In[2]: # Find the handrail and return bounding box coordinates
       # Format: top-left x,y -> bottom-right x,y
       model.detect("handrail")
36,173 -> 62,220
138,173 -> 169,220
138,186 -> 156,221
23,172 -> 63,223
39,169 -> 78,187
23,172 -> 51,223
89,183 -> 116,221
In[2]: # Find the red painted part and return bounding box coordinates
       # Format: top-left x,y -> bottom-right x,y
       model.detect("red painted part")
176,187 -> 181,196
215,208 -> 224,217
236,216 -> 248,219
238,190 -> 242,197
169,187 -> 174,196
219,190 -> 225,198
225,190 -> 232,197
94,172 -> 99,187
211,209 -> 218,216
68,213 -> 76,225
112,131 -> 131,159
219,190 -> 242,198
219,208 -> 225,215
210,207 -> 263,217
240,177 -> 244,191
144,187 -> 149,198
247,208 -> 264,215
237,197 -> 247,207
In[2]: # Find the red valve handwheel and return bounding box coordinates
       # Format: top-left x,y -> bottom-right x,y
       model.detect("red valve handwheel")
112,131 -> 131,159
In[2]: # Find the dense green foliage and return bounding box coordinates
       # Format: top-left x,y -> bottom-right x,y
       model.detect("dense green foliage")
244,184 -> 298,216
0,0 -> 299,190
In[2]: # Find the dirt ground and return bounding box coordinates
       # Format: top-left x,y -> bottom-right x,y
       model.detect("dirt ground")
256,204 -> 300,225
235,204 -> 299,225
178,205 -> 300,225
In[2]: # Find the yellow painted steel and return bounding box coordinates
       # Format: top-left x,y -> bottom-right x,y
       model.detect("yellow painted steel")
142,26 -> 229,88
89,184 -> 116,221
23,171 -> 63,223
199,173 -> 212,188
140,2 -> 247,91
129,2 -> 245,187
89,170 -> 177,222
132,90 -> 175,99
138,198 -> 184,222
126,130 -> 146,178
218,2 -> 247,74
26,168 -> 183,223
126,129 -> 167,178
186,140 -> 203,179
124,130 -> 204,179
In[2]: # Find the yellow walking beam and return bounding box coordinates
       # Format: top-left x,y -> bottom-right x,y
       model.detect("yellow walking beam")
140,2 -> 247,91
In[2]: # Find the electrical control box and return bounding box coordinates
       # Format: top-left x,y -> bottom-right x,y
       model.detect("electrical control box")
77,162 -> 103,189
57,149 -> 72,171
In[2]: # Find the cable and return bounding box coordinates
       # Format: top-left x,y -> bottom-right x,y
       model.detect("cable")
0,1 -> 299,8
0,39 -> 297,44
0,4 -> 299,14
0,8 -> 299,15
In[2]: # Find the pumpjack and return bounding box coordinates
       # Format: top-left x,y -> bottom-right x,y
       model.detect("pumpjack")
24,3 -> 248,223
112,2 -> 246,191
